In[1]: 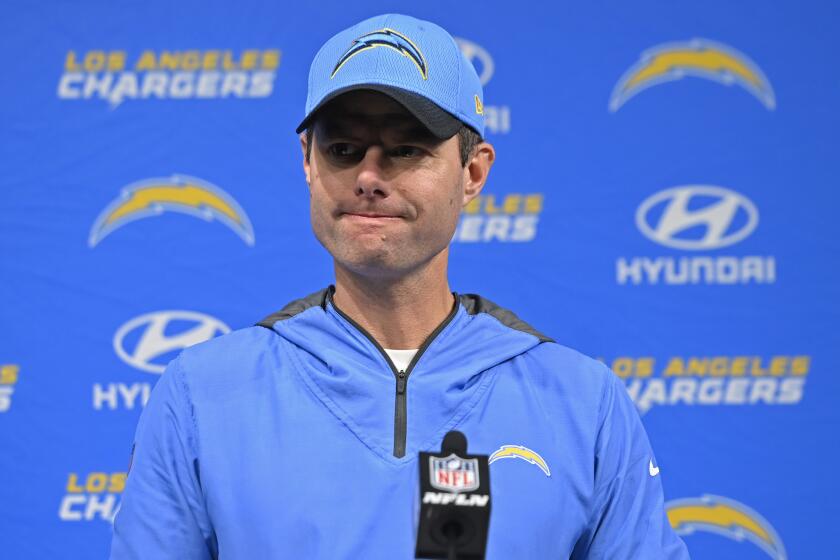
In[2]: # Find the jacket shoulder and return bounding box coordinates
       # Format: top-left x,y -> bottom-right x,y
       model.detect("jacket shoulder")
519,341 -> 616,402
166,325 -> 286,407
459,293 -> 553,343
172,288 -> 331,394
177,325 -> 278,374
256,287 -> 330,328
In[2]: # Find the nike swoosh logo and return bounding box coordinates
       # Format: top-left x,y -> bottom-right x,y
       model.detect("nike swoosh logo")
649,459 -> 660,477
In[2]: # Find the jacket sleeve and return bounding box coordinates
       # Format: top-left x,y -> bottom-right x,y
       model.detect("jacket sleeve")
571,369 -> 690,559
110,357 -> 217,560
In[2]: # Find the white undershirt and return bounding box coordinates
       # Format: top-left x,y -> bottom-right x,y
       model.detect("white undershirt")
384,348 -> 419,372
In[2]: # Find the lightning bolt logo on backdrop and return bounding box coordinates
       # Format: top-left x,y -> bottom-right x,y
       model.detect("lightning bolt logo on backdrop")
609,39 -> 775,112
666,495 -> 787,560
331,28 -> 428,79
88,174 -> 255,247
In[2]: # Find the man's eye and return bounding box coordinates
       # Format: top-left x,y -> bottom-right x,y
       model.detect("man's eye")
327,143 -> 361,158
391,146 -> 422,158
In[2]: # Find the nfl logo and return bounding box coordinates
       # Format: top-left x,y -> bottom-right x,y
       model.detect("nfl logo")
430,454 -> 480,492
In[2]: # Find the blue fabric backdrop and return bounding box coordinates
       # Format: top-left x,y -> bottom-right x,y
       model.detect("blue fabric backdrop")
2,1 -> 838,558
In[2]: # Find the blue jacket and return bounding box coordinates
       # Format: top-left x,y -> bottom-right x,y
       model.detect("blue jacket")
110,287 -> 689,559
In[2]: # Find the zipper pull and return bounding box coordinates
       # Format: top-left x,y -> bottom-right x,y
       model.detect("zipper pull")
397,370 -> 407,394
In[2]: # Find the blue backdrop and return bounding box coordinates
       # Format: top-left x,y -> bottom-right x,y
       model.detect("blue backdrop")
2,1 -> 838,558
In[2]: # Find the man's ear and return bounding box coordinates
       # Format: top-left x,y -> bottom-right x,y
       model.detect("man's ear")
462,141 -> 496,206
300,132 -> 311,186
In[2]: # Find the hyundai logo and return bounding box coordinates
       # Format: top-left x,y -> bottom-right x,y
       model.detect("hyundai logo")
113,310 -> 230,374
455,38 -> 495,86
636,185 -> 759,250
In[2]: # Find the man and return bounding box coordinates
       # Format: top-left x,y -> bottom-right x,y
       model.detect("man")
111,13 -> 690,559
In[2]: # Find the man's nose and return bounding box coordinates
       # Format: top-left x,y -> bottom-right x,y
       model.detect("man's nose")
355,145 -> 389,198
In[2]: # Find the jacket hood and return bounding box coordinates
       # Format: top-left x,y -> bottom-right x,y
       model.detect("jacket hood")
259,287 -> 550,463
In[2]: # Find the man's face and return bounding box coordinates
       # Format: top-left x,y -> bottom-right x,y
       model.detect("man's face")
302,90 -> 489,278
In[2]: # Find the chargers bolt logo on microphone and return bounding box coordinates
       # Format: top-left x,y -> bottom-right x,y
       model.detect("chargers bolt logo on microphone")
89,174 -> 255,247
417,431 -> 491,559
610,39 -> 775,112
331,28 -> 428,80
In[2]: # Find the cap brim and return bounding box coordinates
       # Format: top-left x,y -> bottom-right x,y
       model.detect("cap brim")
295,85 -> 464,140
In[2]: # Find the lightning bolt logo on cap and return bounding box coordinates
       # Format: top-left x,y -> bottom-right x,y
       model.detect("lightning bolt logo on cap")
88,174 -> 255,247
610,39 -> 775,112
331,28 -> 428,80
666,495 -> 787,560
488,444 -> 550,477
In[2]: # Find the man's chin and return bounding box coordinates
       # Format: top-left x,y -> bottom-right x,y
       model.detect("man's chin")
320,232 -> 450,279
335,254 -> 412,279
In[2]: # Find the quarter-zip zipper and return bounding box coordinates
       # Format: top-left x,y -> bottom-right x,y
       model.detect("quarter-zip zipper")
329,290 -> 459,458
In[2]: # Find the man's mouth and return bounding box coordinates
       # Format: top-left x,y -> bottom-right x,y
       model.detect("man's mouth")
342,212 -> 402,219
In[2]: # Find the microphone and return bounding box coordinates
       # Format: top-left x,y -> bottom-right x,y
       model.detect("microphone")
415,430 -> 491,560
441,431 -> 467,455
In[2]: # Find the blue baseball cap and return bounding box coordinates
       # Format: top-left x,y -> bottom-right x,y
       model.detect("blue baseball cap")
296,13 -> 485,139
